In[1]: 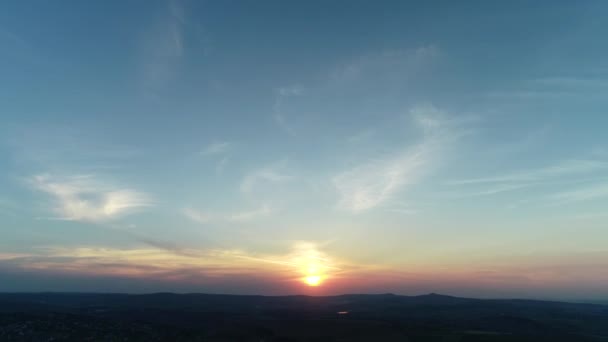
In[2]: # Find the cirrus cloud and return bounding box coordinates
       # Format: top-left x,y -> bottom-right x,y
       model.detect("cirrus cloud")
332,104 -> 457,213
29,174 -> 153,222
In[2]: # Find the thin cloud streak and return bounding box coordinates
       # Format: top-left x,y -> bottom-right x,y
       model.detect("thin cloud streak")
451,159 -> 608,185
140,0 -> 187,95
448,159 -> 608,200
240,160 -> 293,194
227,204 -> 273,222
201,141 -> 232,156
273,85 -> 303,135
182,207 -> 212,224
548,181 -> 608,204
329,45 -> 439,86
0,241 -> 345,287
333,145 -> 429,212
183,204 -> 274,223
333,104 -> 458,213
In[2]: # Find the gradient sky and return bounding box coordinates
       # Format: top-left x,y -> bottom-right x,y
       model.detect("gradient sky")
1,0 -> 608,300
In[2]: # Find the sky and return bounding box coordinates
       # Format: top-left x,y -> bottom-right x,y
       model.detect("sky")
1,0 -> 608,300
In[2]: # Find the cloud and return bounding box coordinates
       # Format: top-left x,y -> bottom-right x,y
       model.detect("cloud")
139,0 -> 187,95
240,160 -> 293,194
448,159 -> 608,199
273,85 -> 303,135
531,76 -> 608,89
29,174 -> 152,222
270,45 -> 439,136
347,129 -> 376,144
333,146 -> 429,212
487,75 -> 608,100
446,153 -> 608,208
5,123 -> 141,172
548,181 -> 608,204
329,45 -> 439,86
0,241 -> 344,288
201,141 -> 232,156
182,207 -> 212,224
183,204 -> 273,224
332,105 -> 454,213
215,156 -> 230,175
199,141 -> 233,175
452,159 -> 608,186
227,204 -> 273,222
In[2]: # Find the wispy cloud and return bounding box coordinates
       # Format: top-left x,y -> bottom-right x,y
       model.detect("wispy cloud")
227,204 -> 273,222
452,159 -> 608,185
447,152 -> 608,207
333,146 -> 428,212
329,45 -> 439,86
333,104 -> 456,213
273,85 -> 303,135
240,160 -> 293,194
487,74 -> 608,100
29,174 -> 152,222
183,204 -> 274,224
530,76 -> 608,89
140,0 -> 187,95
548,181 -> 608,204
5,123 -> 140,172
182,207 -> 212,224
347,129 -> 376,144
199,141 -> 233,175
0,241 -> 344,287
215,156 -> 230,175
201,141 -> 232,156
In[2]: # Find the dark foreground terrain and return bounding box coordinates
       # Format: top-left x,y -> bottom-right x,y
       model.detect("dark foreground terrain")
1,292 -> 607,341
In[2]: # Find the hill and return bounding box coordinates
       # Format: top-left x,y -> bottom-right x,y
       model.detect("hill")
1,292 -> 607,341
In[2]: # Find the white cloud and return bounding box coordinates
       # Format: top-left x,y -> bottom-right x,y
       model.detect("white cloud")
182,207 -> 212,224
201,141 -> 232,156
549,182 -> 608,204
227,204 -> 273,222
240,160 -> 293,194
183,204 -> 273,223
333,105 -> 452,213
488,75 -> 608,100
453,159 -> 608,186
30,174 -> 152,222
140,0 -> 187,95
447,153 -> 608,203
215,156 -> 230,175
199,141 -> 233,175
273,85 -> 303,135
333,145 -> 429,212
329,45 -> 439,85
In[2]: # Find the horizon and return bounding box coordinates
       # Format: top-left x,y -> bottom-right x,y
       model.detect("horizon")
1,291 -> 607,305
1,1 -> 608,301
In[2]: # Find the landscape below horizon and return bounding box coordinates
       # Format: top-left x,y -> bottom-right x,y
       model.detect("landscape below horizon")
1,292 -> 608,341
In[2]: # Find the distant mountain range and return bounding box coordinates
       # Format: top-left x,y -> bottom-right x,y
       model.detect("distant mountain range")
1,292 -> 607,341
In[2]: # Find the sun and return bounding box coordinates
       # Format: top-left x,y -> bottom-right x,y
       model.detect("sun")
304,275 -> 322,286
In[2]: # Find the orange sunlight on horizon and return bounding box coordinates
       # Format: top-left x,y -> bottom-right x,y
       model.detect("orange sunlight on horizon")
304,275 -> 322,286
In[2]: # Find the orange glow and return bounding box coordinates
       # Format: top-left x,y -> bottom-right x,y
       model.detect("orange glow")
304,275 -> 322,286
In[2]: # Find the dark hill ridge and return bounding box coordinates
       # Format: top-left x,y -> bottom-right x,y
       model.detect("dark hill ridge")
1,292 -> 607,341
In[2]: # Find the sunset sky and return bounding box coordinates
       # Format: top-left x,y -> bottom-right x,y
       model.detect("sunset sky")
1,1 -> 608,300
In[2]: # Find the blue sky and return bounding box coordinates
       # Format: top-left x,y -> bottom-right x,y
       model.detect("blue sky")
1,0 -> 608,299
